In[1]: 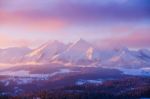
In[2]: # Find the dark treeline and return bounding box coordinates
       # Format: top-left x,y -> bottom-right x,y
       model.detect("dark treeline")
1,89 -> 150,99
0,77 -> 150,99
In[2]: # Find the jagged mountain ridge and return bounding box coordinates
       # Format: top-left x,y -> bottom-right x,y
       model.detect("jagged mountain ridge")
0,39 -> 150,67
23,40 -> 67,63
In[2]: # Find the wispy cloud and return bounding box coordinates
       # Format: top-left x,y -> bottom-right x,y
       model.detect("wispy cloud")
97,27 -> 150,48
0,0 -> 150,48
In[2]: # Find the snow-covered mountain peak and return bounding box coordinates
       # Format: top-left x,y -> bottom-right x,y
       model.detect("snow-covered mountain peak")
39,40 -> 64,50
44,40 -> 62,46
51,39 -> 94,63
27,40 -> 65,57
0,39 -> 150,67
75,38 -> 87,44
67,39 -> 92,51
23,40 -> 67,63
139,49 -> 150,57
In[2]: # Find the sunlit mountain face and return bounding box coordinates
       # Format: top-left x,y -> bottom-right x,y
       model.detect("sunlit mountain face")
0,0 -> 150,99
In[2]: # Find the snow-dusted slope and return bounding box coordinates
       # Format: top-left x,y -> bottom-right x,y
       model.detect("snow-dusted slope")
52,39 -> 93,64
106,48 -> 150,68
31,39 -> 150,66
0,39 -> 150,68
53,39 -> 91,61
23,40 -> 67,63
86,47 -> 119,61
138,49 -> 150,60
0,47 -> 31,63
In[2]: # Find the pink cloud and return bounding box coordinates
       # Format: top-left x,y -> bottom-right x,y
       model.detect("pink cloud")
0,11 -> 68,33
0,35 -> 12,48
98,27 -> 150,48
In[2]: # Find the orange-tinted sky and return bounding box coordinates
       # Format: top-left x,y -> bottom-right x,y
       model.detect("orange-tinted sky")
0,0 -> 150,48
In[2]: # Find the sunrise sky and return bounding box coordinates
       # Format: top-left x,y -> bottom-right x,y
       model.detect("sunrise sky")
0,0 -> 150,48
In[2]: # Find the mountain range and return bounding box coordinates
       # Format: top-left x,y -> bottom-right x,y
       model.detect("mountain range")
0,39 -> 150,68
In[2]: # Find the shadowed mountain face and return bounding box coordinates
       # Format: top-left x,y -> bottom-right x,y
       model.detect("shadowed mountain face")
0,39 -> 150,68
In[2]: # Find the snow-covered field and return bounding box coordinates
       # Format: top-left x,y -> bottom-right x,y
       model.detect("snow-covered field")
0,70 -> 49,78
1,77 -> 40,86
0,69 -> 78,85
0,69 -> 77,77
76,79 -> 103,85
119,67 -> 150,76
